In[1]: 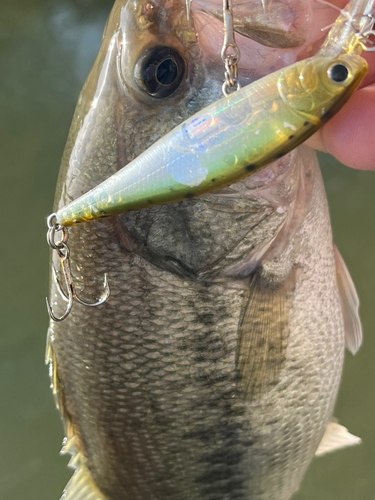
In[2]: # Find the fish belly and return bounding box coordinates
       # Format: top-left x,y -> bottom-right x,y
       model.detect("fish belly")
48,147 -> 345,500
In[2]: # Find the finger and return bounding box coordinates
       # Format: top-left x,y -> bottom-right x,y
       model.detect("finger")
358,46 -> 375,87
306,84 -> 375,170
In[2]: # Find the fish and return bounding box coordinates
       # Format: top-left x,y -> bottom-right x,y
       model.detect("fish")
46,0 -> 369,499
52,1 -> 370,227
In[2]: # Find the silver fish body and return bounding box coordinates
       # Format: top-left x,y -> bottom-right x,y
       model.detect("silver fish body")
47,1 -> 361,499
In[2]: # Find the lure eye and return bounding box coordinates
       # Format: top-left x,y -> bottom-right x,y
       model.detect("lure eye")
134,46 -> 186,98
327,63 -> 349,84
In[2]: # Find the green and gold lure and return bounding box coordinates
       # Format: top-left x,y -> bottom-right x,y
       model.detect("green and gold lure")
56,52 -> 367,226
47,0 -> 375,320
52,0 -> 373,227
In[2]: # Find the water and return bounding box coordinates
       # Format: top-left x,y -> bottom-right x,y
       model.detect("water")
0,2 -> 374,499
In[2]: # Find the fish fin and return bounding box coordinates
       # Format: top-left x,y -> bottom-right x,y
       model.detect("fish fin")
237,268 -> 296,400
46,328 -> 66,412
315,421 -> 361,457
60,447 -> 106,500
46,333 -> 106,500
59,427 -> 106,500
334,245 -> 362,355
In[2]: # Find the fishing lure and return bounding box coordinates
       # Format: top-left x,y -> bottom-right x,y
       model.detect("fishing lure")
47,0 -> 375,320
52,8 -> 373,228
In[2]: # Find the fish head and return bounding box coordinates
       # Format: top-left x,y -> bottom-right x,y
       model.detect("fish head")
56,0 -> 227,208
55,0 -> 347,278
277,53 -> 368,116
55,0 -> 320,277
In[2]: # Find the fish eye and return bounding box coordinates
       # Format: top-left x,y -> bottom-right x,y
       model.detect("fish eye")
134,46 -> 186,98
327,63 -> 349,84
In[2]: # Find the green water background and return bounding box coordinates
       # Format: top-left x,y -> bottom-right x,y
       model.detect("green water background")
0,1 -> 374,498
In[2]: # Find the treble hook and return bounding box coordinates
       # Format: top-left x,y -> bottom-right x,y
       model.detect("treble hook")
46,214 -> 110,322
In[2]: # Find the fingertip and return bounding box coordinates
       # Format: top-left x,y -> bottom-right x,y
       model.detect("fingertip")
317,85 -> 375,170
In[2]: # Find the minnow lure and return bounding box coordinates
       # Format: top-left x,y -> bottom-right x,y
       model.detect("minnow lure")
52,1 -> 374,228
47,0 -> 375,321
54,52 -> 367,226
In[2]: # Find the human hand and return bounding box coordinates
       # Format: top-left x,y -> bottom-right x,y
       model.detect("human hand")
306,0 -> 375,170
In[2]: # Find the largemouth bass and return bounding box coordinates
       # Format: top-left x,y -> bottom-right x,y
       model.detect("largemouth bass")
47,0 -> 366,499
